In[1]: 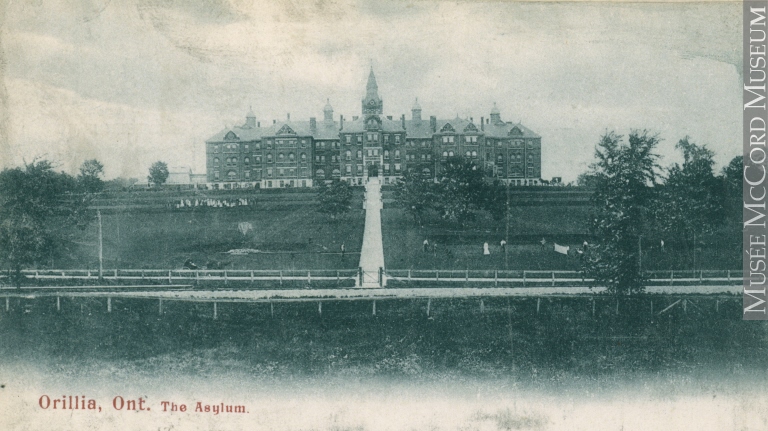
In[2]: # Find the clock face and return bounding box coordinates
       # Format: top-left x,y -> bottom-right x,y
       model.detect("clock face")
369,100 -> 376,106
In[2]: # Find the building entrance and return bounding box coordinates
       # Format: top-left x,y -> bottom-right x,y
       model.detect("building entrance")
367,162 -> 379,177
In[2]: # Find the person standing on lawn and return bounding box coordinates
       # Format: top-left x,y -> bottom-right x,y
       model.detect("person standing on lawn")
423,238 -> 429,252
500,239 -> 507,253
483,242 -> 490,256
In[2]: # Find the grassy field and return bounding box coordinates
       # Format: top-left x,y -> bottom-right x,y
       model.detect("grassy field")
381,207 -> 741,271
56,196 -> 365,271
0,296 -> 763,382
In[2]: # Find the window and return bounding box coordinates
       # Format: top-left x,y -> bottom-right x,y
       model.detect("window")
497,154 -> 504,164
384,135 -> 389,143
422,168 -> 431,178
466,151 -> 471,157
448,151 -> 454,157
395,163 -> 401,173
232,157 -> 237,164
395,135 -> 400,143
345,165 -> 352,175
244,157 -> 250,164
289,153 -> 295,161
244,144 -> 249,150
357,135 -> 362,143
255,143 -> 261,150
267,154 -> 273,163
278,153 -> 285,162
345,135 -> 351,144
427,154 -> 432,160
357,150 -> 362,159
357,164 -> 363,173
279,168 -> 285,176
442,136 -> 454,144
214,157 -> 220,165
442,151 -> 448,158
472,151 -> 478,158
316,169 -> 325,179
316,155 -> 321,162
228,171 -> 237,180
346,150 -> 352,161
245,171 -> 250,179
384,150 -> 389,159
421,154 -> 426,161
367,149 -> 373,157
301,139 -> 307,147
528,141 -> 533,149
333,169 -> 341,178
395,150 -> 401,160
214,171 -> 219,180
300,153 -> 307,162
214,145 -> 219,152
384,164 -> 390,173
465,136 -> 478,143
255,155 -> 261,162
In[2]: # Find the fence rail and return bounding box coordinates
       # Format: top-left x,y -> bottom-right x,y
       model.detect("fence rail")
0,268 -> 744,290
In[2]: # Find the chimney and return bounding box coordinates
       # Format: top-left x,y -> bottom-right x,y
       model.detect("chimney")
273,119 -> 276,125
353,116 -> 359,121
470,117 -> 473,123
387,115 -> 392,120
310,117 -> 317,134
401,114 -> 405,130
481,117 -> 484,131
257,122 -> 260,128
287,113 -> 291,121
340,115 -> 344,130
430,116 -> 436,133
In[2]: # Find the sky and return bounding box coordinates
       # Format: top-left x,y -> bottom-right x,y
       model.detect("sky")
0,0 -> 743,182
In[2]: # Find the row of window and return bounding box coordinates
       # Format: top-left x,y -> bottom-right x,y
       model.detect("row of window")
215,151 -> 538,166
213,138 -> 537,154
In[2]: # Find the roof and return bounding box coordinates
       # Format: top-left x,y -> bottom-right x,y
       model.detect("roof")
433,118 -> 481,135
341,116 -> 405,133
482,121 -> 540,139
404,119 -> 432,139
206,120 -> 341,143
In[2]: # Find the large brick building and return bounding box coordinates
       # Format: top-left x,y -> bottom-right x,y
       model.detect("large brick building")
205,69 -> 542,188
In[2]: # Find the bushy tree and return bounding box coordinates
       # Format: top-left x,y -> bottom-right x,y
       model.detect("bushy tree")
583,131 -> 660,295
0,160 -> 92,287
483,179 -> 509,222
317,179 -> 353,219
655,138 -> 726,246
433,156 -> 486,226
78,159 -> 105,194
148,161 -> 169,187
392,169 -> 438,226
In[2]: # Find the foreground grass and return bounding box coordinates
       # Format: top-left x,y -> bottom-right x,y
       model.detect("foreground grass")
0,296 -> 763,384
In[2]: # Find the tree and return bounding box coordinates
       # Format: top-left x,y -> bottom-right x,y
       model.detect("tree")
0,160 -> 92,287
148,161 -> 169,187
392,169 -> 438,226
583,131 -> 660,295
317,179 -> 353,219
433,156 -> 487,226
655,138 -> 726,248
78,159 -> 105,194
483,179 -> 508,222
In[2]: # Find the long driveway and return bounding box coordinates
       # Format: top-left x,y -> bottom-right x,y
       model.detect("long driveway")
357,178 -> 385,287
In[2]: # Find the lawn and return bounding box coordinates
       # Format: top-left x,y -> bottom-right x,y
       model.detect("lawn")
381,207 -> 741,271
55,194 -> 365,271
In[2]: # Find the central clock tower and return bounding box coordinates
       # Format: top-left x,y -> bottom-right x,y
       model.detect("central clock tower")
362,68 -> 383,116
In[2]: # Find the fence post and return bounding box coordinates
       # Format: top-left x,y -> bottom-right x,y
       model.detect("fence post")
337,270 -> 340,286
270,302 -> 274,318
495,271 -> 498,287
251,271 -> 254,283
213,302 -> 218,320
224,271 -> 228,285
615,299 -> 619,315
280,271 -> 283,286
141,270 -> 145,281
87,270 -> 91,280
480,299 -> 485,314
5,297 -> 8,312
670,271 -> 674,286
727,270 -> 731,283
427,298 -> 431,317
551,271 -> 555,286
35,271 -> 39,279
196,271 -> 199,286
318,302 -> 322,316
308,271 -> 312,285
379,268 -> 383,287
57,296 -> 60,312
358,267 -> 363,286
716,299 -> 719,312
650,300 -> 653,316
168,270 -> 172,284
159,299 -> 163,315
700,270 -> 703,283
372,300 -> 376,316
465,270 -> 469,285
523,271 -> 526,287
592,298 -> 595,318
408,269 -> 411,281
536,298 -> 541,315
114,269 -> 118,279
107,297 -> 112,313
436,271 -> 439,282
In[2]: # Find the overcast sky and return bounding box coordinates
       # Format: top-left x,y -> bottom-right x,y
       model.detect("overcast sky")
0,0 -> 742,182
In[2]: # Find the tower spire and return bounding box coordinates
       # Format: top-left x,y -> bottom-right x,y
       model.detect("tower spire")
362,66 -> 383,115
